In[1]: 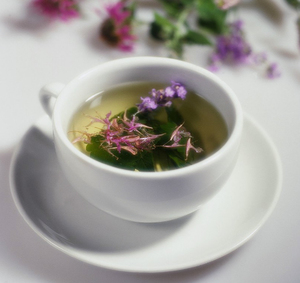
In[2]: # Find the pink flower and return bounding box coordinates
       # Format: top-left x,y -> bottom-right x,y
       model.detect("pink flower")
74,111 -> 164,158
185,138 -> 203,160
215,0 -> 240,10
106,1 -> 130,25
162,123 -> 203,160
32,0 -> 80,21
100,1 -> 135,52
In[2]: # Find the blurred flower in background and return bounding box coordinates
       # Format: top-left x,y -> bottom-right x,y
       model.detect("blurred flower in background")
209,20 -> 251,71
100,1 -> 136,51
29,0 -> 290,78
32,0 -> 80,21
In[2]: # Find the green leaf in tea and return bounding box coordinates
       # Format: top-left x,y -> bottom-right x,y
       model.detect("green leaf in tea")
87,136 -> 155,171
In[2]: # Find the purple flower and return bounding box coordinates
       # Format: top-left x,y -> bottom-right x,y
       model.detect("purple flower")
209,20 -> 280,79
218,21 -> 251,62
165,87 -> 175,98
165,82 -> 187,99
209,20 -> 252,70
171,81 -> 187,99
150,89 -> 165,103
32,0 -> 80,21
138,97 -> 158,112
137,82 -> 187,112
266,63 -> 281,79
100,1 -> 135,52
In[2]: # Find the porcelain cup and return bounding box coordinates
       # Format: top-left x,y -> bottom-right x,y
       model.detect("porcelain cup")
39,57 -> 243,223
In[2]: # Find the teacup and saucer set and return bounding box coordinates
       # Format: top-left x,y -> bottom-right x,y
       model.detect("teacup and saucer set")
9,57 -> 282,272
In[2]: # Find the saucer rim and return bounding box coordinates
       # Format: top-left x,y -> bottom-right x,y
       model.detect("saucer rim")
9,113 -> 282,273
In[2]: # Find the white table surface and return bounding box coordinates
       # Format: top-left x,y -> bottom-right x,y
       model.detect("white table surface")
1,0 -> 300,282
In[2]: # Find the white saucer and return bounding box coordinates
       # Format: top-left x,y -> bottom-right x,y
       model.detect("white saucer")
10,114 -> 282,273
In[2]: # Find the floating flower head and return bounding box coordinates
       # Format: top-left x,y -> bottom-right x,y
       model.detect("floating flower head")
165,81 -> 187,99
32,0 -> 80,21
137,81 -> 187,112
100,1 -> 136,51
163,123 -> 203,160
73,111 -> 164,158
138,96 -> 158,112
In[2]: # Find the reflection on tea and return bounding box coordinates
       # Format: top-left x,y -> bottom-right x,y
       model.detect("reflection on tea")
68,81 -> 228,171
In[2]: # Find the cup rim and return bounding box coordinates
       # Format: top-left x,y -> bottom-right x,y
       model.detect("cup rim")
53,56 -> 243,179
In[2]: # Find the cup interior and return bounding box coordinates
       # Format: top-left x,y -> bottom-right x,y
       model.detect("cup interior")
53,57 -> 242,172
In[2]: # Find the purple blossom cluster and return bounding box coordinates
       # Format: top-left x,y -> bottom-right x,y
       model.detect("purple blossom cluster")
209,20 -> 251,71
32,0 -> 80,21
209,20 -> 280,79
137,81 -> 187,112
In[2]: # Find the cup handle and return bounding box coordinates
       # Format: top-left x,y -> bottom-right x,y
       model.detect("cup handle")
39,82 -> 65,117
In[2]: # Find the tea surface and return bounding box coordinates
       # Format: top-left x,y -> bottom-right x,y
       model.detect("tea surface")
68,82 -> 228,171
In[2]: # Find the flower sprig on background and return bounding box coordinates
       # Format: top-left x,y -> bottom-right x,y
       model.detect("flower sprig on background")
209,20 -> 251,71
209,20 -> 281,78
98,0 -> 279,78
30,0 -> 284,78
100,1 -> 136,51
148,0 -> 235,58
147,0 -> 281,78
32,0 -> 80,21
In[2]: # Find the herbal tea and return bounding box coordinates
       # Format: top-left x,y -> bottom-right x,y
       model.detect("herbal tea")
68,81 -> 228,171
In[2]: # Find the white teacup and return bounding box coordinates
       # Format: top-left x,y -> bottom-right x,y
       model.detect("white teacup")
39,57 -> 243,223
